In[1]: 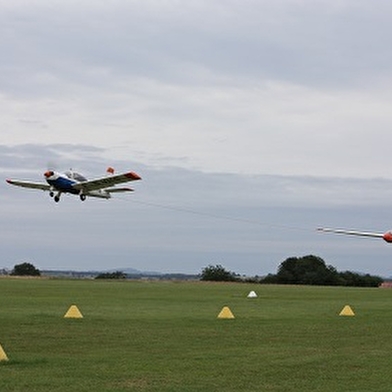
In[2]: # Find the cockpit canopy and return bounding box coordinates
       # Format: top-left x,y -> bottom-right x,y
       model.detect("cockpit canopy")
65,170 -> 87,182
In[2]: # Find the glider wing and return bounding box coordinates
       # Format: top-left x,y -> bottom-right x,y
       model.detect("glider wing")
317,228 -> 385,239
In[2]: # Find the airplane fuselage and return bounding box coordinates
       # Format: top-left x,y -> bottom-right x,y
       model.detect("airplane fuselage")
47,176 -> 80,195
45,171 -> 111,201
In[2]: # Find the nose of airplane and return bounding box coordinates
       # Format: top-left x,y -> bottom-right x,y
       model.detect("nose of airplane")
44,171 -> 54,178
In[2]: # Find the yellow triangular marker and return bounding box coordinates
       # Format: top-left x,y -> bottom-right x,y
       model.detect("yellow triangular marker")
0,344 -> 9,361
339,305 -> 355,316
217,306 -> 235,319
64,305 -> 83,319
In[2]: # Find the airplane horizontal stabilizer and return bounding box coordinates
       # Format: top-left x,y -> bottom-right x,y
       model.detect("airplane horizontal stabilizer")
105,187 -> 134,193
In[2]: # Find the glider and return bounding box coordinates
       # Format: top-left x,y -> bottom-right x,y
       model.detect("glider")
317,227 -> 392,243
6,167 -> 141,202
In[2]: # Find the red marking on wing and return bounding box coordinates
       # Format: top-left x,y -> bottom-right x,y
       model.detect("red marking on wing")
383,232 -> 392,243
125,171 -> 141,180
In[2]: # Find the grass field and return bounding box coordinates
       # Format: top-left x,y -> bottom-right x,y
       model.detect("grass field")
1,278 -> 392,391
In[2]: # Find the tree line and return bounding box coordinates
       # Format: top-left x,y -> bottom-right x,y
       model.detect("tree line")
201,255 -> 383,287
7,256 -> 384,287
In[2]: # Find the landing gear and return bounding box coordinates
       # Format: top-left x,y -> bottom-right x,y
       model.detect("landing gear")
51,191 -> 61,202
80,194 -> 86,201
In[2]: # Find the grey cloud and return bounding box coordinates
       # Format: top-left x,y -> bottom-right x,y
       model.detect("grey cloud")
4,143 -> 392,210
0,144 -> 106,174
2,0 -> 392,100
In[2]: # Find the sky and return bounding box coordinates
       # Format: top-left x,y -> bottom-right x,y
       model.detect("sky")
1,0 -> 392,276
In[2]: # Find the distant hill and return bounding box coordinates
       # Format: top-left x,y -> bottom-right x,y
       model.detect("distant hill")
105,267 -> 163,276
39,269 -> 198,280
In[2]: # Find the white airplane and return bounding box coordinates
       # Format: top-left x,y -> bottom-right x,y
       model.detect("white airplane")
317,227 -> 392,243
6,167 -> 141,202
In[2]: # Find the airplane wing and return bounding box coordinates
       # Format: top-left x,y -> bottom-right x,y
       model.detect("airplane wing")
6,179 -> 51,191
317,227 -> 385,239
71,171 -> 141,193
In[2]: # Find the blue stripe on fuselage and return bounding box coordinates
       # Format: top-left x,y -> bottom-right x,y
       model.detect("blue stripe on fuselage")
47,177 -> 80,195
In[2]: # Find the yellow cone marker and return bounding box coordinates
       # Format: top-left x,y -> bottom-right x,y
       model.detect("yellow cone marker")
339,305 -> 355,316
64,305 -> 83,319
217,306 -> 235,319
0,344 -> 9,361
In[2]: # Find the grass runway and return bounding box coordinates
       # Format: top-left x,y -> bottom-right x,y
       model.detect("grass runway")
1,278 -> 392,391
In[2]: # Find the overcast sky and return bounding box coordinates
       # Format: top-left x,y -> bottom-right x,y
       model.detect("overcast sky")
2,1 -> 392,276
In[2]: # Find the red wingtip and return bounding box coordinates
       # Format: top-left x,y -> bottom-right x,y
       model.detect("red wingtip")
125,171 -> 141,180
383,232 -> 392,243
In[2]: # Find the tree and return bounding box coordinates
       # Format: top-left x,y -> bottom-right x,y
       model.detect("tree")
338,271 -> 383,287
261,255 -> 339,286
200,264 -> 239,282
260,255 -> 382,287
95,271 -> 127,279
11,262 -> 41,277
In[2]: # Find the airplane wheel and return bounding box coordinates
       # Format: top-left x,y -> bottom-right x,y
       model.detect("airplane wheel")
54,196 -> 60,202
80,194 -> 86,201
49,191 -> 54,198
